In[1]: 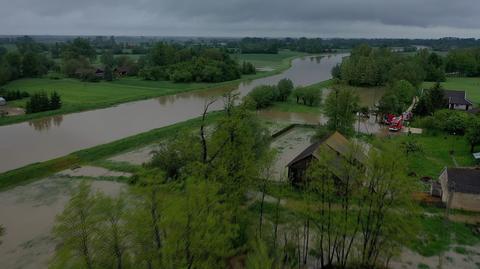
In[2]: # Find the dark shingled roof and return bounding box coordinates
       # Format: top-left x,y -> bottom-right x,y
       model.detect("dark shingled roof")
444,90 -> 473,106
446,168 -> 480,194
287,139 -> 325,167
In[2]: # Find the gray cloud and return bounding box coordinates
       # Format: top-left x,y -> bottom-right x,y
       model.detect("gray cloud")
1,0 -> 480,37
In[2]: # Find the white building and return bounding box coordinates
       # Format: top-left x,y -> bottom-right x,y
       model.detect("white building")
0,97 -> 6,106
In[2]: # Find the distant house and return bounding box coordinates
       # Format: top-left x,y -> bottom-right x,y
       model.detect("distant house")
433,167 -> 480,212
114,66 -> 131,77
287,131 -> 367,185
95,68 -> 105,78
0,97 -> 6,106
444,90 -> 473,111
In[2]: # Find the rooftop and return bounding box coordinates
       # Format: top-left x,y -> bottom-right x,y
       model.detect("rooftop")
446,167 -> 480,194
444,90 -> 473,106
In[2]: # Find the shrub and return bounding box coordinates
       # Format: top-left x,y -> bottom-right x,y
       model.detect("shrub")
247,85 -> 279,109
277,78 -> 294,101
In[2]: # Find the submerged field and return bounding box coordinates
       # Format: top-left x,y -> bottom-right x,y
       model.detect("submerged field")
0,50 -> 306,126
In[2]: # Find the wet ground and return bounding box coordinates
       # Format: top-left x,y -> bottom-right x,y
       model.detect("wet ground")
0,175 -> 125,269
270,126 -> 316,180
390,245 -> 480,269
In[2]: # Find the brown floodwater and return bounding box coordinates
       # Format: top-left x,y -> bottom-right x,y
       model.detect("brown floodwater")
0,177 -> 125,269
0,54 -> 345,173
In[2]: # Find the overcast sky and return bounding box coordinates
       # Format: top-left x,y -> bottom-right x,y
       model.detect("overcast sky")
1,0 -> 480,38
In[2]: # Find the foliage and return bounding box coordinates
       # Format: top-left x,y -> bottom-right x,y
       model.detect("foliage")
25,91 -> 62,114
277,78 -> 294,101
324,88 -> 359,136
241,61 -> 256,75
414,83 -> 447,116
465,116 -> 480,152
140,43 -> 241,83
0,88 -> 29,101
293,86 -> 321,106
446,47 -> 480,76
247,85 -> 279,109
239,37 -> 278,54
378,80 -> 416,115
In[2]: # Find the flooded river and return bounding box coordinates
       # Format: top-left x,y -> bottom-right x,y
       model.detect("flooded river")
0,54 -> 345,173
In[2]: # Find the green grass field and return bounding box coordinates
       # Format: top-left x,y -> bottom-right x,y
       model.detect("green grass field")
423,77 -> 480,105
1,51 -> 305,126
231,50 -> 307,70
385,134 -> 475,179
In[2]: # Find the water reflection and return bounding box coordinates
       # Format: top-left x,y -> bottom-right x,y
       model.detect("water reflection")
28,115 -> 63,131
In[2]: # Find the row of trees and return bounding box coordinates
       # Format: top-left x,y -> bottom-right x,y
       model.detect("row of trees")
334,44 -> 445,88
0,88 -> 30,101
247,78 -> 294,109
139,44 -> 250,83
0,38 -> 53,86
25,91 -> 61,114
445,47 -> 480,76
52,93 -> 417,269
247,78 -> 323,109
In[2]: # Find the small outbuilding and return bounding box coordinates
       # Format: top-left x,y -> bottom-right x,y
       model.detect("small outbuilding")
0,97 -> 6,106
435,167 -> 480,212
114,66 -> 132,77
444,90 -> 473,111
287,131 -> 366,185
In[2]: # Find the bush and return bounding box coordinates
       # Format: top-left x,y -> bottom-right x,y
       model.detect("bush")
247,85 -> 279,109
0,88 -> 30,101
277,78 -> 294,101
294,86 -> 321,106
25,91 -> 62,114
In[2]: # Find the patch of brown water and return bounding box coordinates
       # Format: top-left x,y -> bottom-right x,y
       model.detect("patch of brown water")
0,177 -> 125,269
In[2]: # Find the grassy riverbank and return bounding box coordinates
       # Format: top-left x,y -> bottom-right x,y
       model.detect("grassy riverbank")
0,50 -> 306,126
0,113 -> 221,190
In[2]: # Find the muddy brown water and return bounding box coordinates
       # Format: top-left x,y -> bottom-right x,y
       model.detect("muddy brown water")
0,177 -> 125,269
0,54 -> 345,173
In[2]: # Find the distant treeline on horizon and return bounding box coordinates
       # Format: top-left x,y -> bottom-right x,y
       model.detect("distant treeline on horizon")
1,35 -> 480,51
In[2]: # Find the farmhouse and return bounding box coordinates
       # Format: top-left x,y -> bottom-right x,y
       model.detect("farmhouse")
444,90 -> 473,111
287,131 -> 366,185
434,167 -> 480,212
0,97 -> 6,106
114,66 -> 131,77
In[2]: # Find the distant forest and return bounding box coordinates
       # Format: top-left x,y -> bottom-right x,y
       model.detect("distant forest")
2,35 -> 480,86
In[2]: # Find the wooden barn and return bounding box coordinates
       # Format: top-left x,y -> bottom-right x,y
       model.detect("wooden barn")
287,131 -> 367,185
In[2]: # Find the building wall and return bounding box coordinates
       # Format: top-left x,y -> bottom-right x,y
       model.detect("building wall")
450,193 -> 480,212
439,168 -> 449,204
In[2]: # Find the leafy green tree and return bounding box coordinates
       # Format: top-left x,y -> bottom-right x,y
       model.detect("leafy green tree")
247,85 -> 278,109
324,88 -> 359,136
49,91 -> 62,110
51,181 -> 98,269
94,193 -> 131,269
246,238 -> 274,269
277,78 -> 294,101
466,117 -> 480,153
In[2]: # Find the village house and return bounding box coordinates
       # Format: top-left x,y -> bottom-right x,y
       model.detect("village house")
432,167 -> 480,212
114,66 -> 132,77
444,90 -> 473,111
287,131 -> 367,185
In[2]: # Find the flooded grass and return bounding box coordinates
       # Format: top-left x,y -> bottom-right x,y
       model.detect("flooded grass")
0,176 -> 125,269
270,126 -> 316,180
